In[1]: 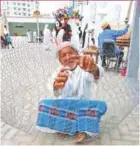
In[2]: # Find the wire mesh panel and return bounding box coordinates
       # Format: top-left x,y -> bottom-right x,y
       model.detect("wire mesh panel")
1,36 -> 138,137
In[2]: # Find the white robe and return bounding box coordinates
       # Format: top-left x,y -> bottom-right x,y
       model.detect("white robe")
53,64 -> 103,99
52,30 -> 56,43
38,61 -> 104,135
26,31 -> 32,42
46,56 -> 104,99
56,29 -> 64,47
43,28 -> 52,49
69,19 -> 82,53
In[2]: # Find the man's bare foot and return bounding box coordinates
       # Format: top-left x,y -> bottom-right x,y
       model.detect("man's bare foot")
75,132 -> 86,143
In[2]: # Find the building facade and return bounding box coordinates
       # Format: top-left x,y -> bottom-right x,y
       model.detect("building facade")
5,16 -> 55,36
1,1 -> 39,17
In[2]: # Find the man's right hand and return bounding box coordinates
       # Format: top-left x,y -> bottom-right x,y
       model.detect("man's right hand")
54,68 -> 69,89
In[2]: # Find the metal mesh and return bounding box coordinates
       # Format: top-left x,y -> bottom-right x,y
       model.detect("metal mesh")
1,37 -> 138,137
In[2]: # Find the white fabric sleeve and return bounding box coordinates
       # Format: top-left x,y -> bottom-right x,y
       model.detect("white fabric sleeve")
96,56 -> 104,80
46,67 -> 62,97
96,64 -> 104,80
85,64 -> 104,82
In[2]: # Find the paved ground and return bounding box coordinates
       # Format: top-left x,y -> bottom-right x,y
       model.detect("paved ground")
1,37 -> 139,145
1,105 -> 139,145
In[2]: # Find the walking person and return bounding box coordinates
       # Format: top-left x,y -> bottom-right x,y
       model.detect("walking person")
43,25 -> 52,51
26,29 -> 32,43
5,34 -> 14,49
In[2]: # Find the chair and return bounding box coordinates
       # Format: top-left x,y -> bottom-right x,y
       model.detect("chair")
101,39 -> 120,70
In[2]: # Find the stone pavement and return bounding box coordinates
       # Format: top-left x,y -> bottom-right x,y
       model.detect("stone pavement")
1,105 -> 139,145
1,37 -> 139,145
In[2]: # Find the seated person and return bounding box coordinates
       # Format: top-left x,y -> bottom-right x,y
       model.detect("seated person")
37,42 -> 107,143
98,23 -> 130,67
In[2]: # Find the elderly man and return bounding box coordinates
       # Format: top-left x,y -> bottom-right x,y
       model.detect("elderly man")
37,42 -> 107,143
98,23 -> 130,67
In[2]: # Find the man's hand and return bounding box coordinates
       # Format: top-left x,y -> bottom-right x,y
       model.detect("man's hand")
70,55 -> 99,78
54,68 -> 69,89
70,55 -> 97,72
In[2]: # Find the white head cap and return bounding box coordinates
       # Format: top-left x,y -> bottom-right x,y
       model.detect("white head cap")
57,41 -> 79,58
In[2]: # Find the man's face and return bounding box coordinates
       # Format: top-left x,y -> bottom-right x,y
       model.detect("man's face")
60,16 -> 64,21
64,18 -> 68,24
59,46 -> 78,69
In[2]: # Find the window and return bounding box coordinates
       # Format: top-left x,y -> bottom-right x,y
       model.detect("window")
19,13 -> 21,15
28,14 -> 30,16
23,13 -> 26,16
28,4 -> 30,7
23,3 -> 25,6
18,3 -> 20,6
14,12 -> 17,15
14,7 -> 17,10
18,8 -> 20,10
15,24 -> 24,28
23,8 -> 26,11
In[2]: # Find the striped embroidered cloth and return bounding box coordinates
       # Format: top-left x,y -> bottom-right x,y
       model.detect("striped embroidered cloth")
37,98 -> 107,135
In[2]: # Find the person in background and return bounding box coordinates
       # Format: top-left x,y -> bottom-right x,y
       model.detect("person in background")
52,29 -> 56,43
55,14 -> 65,37
26,29 -> 32,43
40,30 -> 44,37
33,30 -> 37,43
43,24 -> 52,51
90,29 -> 95,45
5,34 -> 14,49
62,17 -> 72,42
98,23 -> 129,67
0,24 -> 6,48
78,26 -> 82,42
2,25 -> 9,47
3,25 -> 8,36
40,30 -> 44,42
82,24 -> 88,49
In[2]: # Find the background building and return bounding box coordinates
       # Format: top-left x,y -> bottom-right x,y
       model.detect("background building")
74,1 -> 134,25
1,1 -> 39,17
6,16 -> 55,36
